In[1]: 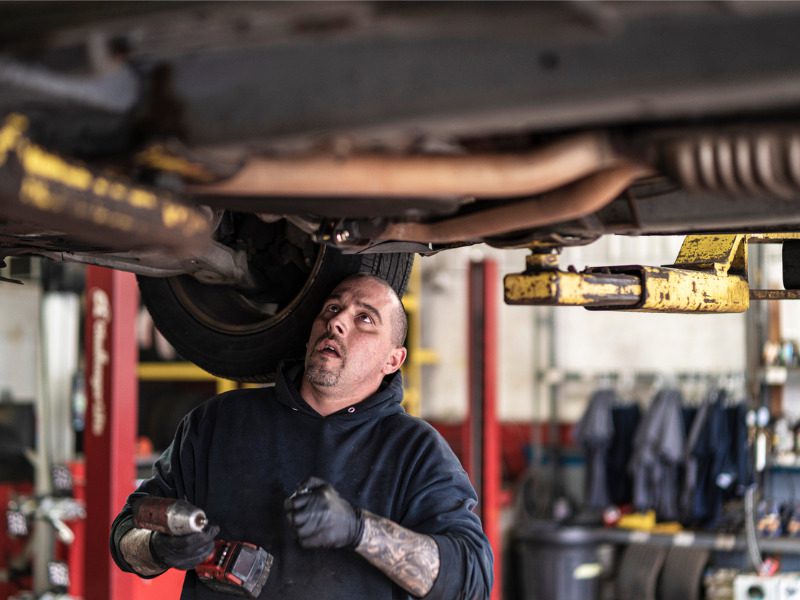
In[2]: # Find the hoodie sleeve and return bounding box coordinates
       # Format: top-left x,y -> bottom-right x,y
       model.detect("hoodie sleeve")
397,424 -> 494,600
109,400 -> 208,575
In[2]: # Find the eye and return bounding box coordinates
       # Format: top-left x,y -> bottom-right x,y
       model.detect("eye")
323,303 -> 340,315
357,313 -> 374,324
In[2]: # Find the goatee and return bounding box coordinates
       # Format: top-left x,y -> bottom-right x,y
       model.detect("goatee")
305,363 -> 340,387
305,334 -> 345,386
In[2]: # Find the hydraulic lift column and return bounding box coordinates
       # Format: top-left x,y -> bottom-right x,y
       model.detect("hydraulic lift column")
466,259 -> 502,600
83,267 -> 137,600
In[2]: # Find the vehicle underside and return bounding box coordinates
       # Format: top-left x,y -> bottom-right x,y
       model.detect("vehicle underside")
1,1 -> 800,379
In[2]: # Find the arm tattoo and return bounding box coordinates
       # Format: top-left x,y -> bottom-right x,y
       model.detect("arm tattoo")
355,510 -> 440,598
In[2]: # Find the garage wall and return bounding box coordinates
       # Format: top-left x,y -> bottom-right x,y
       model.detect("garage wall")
419,236 -> 747,423
420,246 -> 534,422
0,284 -> 41,401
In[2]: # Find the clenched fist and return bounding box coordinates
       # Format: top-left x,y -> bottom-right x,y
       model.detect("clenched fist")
285,477 -> 364,549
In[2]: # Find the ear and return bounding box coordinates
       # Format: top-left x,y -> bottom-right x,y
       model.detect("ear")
382,346 -> 407,375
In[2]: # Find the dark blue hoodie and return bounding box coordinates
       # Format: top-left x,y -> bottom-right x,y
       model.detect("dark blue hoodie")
111,362 -> 493,599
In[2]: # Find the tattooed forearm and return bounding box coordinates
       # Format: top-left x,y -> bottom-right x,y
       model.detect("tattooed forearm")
355,510 -> 440,598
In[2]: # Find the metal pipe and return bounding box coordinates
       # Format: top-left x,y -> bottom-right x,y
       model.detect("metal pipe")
0,58 -> 139,113
379,164 -> 651,244
38,242 -> 259,288
38,251 -> 186,278
189,132 -> 626,199
661,129 -> 800,199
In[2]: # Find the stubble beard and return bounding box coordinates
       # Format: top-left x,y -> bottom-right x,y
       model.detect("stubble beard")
305,360 -> 341,387
305,341 -> 346,387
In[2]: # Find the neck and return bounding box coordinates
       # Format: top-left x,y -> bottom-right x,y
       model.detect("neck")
299,376 -> 382,417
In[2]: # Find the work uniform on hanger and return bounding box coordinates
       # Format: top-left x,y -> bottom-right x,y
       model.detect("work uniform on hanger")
607,403 -> 641,507
684,389 -> 754,527
681,393 -> 713,524
575,388 -> 617,509
682,389 -> 736,528
726,402 -> 752,499
630,388 -> 685,521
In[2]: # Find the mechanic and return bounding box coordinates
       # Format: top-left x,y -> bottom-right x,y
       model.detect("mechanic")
109,273 -> 493,599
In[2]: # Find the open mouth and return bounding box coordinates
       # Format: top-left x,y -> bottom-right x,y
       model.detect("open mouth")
317,340 -> 341,358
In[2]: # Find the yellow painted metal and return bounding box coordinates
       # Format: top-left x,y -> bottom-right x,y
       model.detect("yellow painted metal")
414,348 -> 440,366
404,389 -> 420,410
215,379 -> 239,395
633,266 -> 750,313
138,361 -> 239,395
617,511 -> 656,531
402,295 -> 420,312
401,262 -> 439,417
671,234 -> 747,276
134,144 -> 218,183
505,230 -> 753,312
241,382 -> 266,389
749,232 -> 800,242
0,113 -> 210,239
505,264 -> 750,313
138,362 -> 218,381
505,269 -> 642,307
503,232 -> 800,312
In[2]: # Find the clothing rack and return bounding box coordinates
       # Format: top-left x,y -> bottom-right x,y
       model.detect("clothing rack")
553,370 -> 749,407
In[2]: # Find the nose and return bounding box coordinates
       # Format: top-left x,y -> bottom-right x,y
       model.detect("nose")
327,311 -> 347,336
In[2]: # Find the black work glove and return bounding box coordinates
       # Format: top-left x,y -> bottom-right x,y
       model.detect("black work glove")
149,525 -> 220,570
285,477 -> 365,549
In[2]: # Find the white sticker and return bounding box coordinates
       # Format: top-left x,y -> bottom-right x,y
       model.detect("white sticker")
573,563 -> 602,580
714,535 -> 736,550
630,531 -> 651,544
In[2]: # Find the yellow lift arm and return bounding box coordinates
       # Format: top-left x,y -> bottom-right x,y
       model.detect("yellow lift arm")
504,233 -> 800,313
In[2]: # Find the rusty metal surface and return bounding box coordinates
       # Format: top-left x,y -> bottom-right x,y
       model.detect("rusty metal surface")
504,268 -> 642,307
633,266 -> 750,313
504,245 -> 750,313
380,164 -> 651,244
661,129 -> 800,199
748,232 -> 800,242
751,289 -> 800,300
670,234 -> 748,276
189,132 -> 625,200
504,229 -> 800,313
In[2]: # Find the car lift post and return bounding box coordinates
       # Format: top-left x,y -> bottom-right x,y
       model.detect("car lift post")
466,259 -> 502,599
83,267 -> 137,600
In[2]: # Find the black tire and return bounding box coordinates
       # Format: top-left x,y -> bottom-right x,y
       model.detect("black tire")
137,248 -> 413,382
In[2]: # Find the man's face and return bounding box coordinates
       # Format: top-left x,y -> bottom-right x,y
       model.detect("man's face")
304,277 -> 405,394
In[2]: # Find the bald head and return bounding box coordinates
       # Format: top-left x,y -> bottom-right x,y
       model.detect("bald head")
337,273 -> 407,347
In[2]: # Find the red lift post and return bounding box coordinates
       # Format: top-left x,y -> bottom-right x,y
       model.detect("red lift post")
81,267 -> 186,600
465,259 -> 502,600
83,267 -> 137,600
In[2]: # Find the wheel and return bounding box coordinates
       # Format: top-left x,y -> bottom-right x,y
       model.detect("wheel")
137,242 -> 413,382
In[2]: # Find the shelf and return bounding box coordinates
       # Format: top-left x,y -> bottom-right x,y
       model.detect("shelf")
766,464 -> 800,474
601,528 -> 800,555
515,523 -> 800,555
